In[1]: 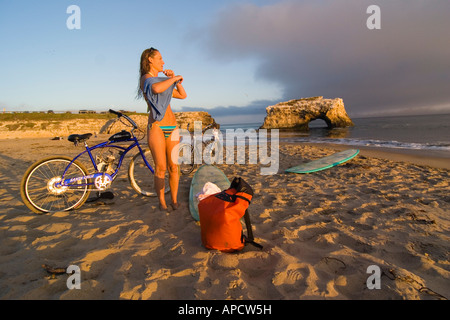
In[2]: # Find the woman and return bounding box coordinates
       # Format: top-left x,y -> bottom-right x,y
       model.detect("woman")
137,48 -> 187,211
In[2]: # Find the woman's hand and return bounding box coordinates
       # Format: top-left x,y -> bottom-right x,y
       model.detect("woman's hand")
163,69 -> 175,77
175,75 -> 183,84
163,69 -> 183,84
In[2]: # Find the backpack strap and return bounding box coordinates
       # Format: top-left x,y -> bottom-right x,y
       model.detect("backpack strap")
242,209 -> 263,250
214,192 -> 251,204
235,194 -> 251,204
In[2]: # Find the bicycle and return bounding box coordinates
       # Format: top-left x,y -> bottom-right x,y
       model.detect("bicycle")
178,122 -> 222,175
20,109 -> 171,214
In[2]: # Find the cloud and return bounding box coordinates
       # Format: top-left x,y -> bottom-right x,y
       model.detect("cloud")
203,0 -> 450,116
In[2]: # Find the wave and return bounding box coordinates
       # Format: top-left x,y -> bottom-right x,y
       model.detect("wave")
282,137 -> 450,152
209,130 -> 450,152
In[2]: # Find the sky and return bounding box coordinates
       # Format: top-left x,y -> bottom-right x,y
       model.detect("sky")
1,0 -> 449,124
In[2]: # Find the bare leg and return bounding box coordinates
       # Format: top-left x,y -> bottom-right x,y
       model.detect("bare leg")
148,124 -> 168,209
166,128 -> 180,209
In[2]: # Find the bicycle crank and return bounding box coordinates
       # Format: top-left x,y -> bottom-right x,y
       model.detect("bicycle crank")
94,174 -> 112,190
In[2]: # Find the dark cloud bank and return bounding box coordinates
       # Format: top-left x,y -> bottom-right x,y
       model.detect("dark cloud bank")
190,0 -> 450,118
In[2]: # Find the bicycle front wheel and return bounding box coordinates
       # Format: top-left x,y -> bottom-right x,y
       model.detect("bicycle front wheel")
178,143 -> 196,175
20,156 -> 91,214
128,148 -> 170,196
203,139 -> 224,165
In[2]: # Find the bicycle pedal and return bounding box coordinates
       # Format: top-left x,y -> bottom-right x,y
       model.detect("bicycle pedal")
99,191 -> 115,199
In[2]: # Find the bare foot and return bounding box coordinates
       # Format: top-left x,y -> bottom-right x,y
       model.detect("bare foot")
159,204 -> 169,211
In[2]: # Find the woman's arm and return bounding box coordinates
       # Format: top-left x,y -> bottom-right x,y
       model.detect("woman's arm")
173,81 -> 187,99
151,76 -> 182,94
150,69 -> 187,99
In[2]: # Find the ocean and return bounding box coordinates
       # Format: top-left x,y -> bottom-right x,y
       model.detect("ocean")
218,113 -> 450,158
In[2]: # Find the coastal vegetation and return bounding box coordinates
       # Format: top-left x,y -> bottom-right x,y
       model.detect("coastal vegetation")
0,111 -> 145,122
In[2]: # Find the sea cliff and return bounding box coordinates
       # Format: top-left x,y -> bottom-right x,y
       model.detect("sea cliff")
103,111 -> 218,134
0,111 -> 218,139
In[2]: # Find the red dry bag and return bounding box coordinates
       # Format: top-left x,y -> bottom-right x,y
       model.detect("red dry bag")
198,177 -> 262,252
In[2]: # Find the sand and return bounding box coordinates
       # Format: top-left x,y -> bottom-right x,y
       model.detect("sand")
0,136 -> 449,300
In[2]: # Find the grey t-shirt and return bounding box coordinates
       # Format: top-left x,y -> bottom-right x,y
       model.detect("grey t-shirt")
143,77 -> 177,121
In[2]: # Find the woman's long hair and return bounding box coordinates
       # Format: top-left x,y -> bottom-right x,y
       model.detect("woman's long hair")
136,47 -> 159,99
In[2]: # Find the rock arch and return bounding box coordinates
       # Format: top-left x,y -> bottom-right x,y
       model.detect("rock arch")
260,97 -> 354,130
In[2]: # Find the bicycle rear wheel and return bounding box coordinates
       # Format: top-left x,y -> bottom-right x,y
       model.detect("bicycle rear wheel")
128,148 -> 170,196
20,156 -> 91,214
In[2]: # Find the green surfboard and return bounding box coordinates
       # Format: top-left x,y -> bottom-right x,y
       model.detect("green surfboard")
189,165 -> 230,221
285,149 -> 360,173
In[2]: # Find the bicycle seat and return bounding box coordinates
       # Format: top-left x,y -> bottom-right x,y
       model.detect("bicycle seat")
108,130 -> 131,142
68,133 -> 93,144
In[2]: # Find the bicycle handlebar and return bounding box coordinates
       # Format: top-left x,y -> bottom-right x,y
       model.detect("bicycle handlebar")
109,109 -> 138,129
109,109 -> 122,117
